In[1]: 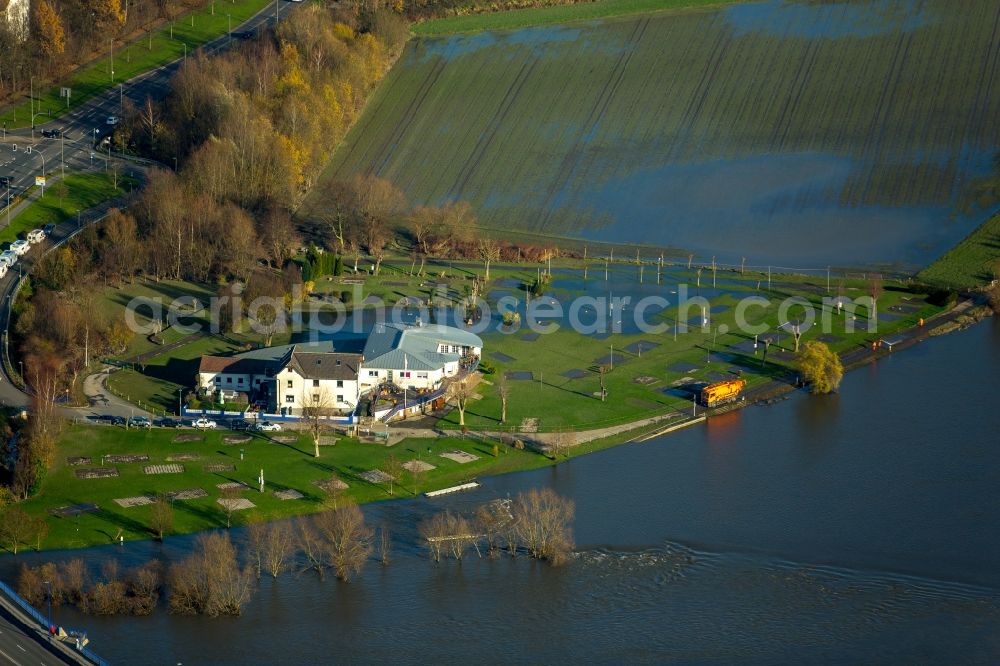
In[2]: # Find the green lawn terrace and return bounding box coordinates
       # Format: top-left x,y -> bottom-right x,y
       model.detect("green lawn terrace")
25,425 -> 547,551
314,0 -> 1000,268
93,259 -> 941,426
438,264 -> 942,432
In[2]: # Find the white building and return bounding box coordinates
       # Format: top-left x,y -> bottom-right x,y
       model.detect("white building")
196,322 -> 482,416
274,350 -> 361,415
197,341 -> 361,416
360,322 -> 482,394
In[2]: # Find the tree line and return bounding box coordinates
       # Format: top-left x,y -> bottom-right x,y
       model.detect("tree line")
1,0 -> 238,103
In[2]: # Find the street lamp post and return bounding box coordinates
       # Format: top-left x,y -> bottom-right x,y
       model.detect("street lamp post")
44,580 -> 52,640
110,38 -> 115,81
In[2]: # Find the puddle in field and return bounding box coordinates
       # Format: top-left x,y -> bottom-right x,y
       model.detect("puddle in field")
725,0 -> 935,39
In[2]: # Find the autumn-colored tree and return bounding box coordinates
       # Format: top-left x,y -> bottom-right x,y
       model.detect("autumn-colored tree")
797,340 -> 844,394
32,0 -> 65,58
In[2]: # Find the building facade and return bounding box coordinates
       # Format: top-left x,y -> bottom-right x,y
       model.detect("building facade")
196,323 -> 482,415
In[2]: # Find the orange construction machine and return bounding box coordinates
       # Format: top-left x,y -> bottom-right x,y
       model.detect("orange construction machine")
700,379 -> 746,407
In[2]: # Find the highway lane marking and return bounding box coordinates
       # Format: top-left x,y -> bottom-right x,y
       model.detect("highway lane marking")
0,645 -> 21,665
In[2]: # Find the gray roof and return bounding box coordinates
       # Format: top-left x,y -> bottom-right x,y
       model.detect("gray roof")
363,323 -> 482,372
284,351 -> 361,381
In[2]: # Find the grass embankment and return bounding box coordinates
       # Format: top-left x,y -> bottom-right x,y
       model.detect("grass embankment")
0,0 -> 274,129
917,211 -> 1000,290
22,424 -> 552,550
412,0 -> 740,35
0,173 -> 130,244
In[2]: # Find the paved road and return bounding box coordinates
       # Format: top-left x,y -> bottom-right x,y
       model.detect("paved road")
0,0 -> 300,203
0,608 -> 68,666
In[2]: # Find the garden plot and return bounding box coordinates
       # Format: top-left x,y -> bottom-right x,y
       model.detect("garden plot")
403,460 -> 436,473
311,477 -> 349,492
204,464 -> 237,473
105,454 -> 149,464
144,464 -> 184,475
274,489 -> 304,500
75,468 -> 119,479
217,481 -> 248,490
49,504 -> 100,517
114,496 -> 154,508
166,488 -> 208,501
440,450 -> 479,464
217,498 -> 256,511
360,470 -> 395,484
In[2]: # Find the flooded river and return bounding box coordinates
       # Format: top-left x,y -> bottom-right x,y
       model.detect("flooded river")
2,320 -> 999,664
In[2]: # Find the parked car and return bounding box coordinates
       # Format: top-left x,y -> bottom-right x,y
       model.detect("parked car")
129,416 -> 152,428
110,415 -> 126,426
0,250 -> 18,267
226,419 -> 253,431
41,129 -> 61,138
26,229 -> 45,244
10,240 -> 30,256
0,176 -> 10,187
253,421 -> 282,432
42,224 -> 56,236
156,417 -> 182,428
106,115 -> 120,126
193,418 -> 217,429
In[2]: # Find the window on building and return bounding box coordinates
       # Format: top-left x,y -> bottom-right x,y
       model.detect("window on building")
238,377 -> 244,384
226,377 -> 232,384
255,378 -> 260,385
313,379 -> 320,387
287,380 -> 293,388
312,394 -> 320,402
336,394 -> 344,403
417,373 -> 427,379
368,370 -> 378,377
336,359 -> 341,366
285,395 -> 295,403
336,380 -> 343,388
214,377 -> 221,383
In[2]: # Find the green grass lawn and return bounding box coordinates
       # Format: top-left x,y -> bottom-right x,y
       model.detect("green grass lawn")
438,267 -> 940,432
917,211 -> 1000,289
107,335 -> 241,414
0,172 -> 130,244
412,0 -> 742,35
0,0 -> 275,128
20,424 -> 550,550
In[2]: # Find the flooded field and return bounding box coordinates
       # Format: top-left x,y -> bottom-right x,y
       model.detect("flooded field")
313,0 -> 1000,268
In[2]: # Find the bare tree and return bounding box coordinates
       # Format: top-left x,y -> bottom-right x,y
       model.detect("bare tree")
168,532 -> 254,616
381,454 -> 405,496
296,515 -> 326,577
598,364 -> 609,402
300,387 -> 335,457
547,429 -> 576,459
313,500 -> 373,582
447,378 -> 474,427
513,488 -> 575,566
149,494 -> 174,541
497,376 -> 510,424
478,237 -> 500,280
219,486 -> 242,528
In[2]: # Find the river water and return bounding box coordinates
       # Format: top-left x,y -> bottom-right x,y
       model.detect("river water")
3,321 -> 1000,664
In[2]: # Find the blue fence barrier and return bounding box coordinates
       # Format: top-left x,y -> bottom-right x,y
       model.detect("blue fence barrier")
0,580 -> 111,666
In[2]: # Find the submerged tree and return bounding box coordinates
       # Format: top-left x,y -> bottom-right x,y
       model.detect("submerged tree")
797,340 -> 844,394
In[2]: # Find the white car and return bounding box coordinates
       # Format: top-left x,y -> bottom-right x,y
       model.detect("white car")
254,421 -> 282,432
26,229 -> 45,244
10,240 -> 29,256
192,418 -> 217,429
0,250 -> 16,268
106,115 -> 120,126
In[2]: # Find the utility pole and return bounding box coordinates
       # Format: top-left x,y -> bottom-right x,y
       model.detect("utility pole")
110,38 -> 114,81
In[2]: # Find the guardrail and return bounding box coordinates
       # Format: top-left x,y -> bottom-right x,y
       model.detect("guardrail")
0,579 -> 110,666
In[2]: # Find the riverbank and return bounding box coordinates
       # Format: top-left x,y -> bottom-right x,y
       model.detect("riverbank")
7,289 -> 985,552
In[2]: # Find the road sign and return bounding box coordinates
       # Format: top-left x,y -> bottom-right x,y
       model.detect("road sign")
60,87 -> 71,98
35,176 -> 46,187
